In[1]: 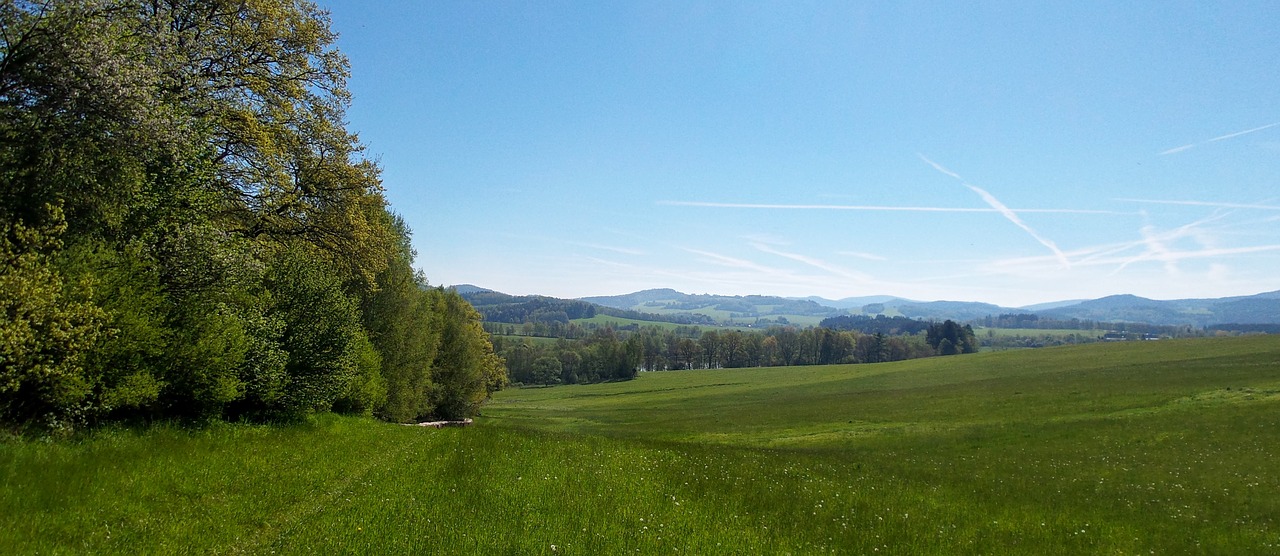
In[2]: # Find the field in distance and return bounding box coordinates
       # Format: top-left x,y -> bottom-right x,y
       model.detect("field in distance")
3,336 -> 1278,553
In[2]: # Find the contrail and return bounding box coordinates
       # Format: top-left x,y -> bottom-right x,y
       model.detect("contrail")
659,200 -> 1128,215
1115,198 -> 1280,211
918,154 -> 1072,267
1159,121 -> 1280,155
1158,144 -> 1195,156
1209,122 -> 1280,142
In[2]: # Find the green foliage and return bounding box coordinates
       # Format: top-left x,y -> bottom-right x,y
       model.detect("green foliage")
362,219 -> 441,423
0,208 -> 105,431
57,240 -> 170,421
161,299 -> 252,419
429,290 -> 508,420
331,329 -> 386,416
926,319 -> 978,355
531,356 -> 563,385
0,0 -> 505,430
266,247 -> 364,415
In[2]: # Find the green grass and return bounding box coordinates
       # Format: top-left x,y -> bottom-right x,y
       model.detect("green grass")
3,336 -> 1279,553
571,314 -> 760,332
976,326 -> 1097,338
490,334 -> 562,346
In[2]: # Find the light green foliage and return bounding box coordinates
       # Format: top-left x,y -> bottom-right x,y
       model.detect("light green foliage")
429,290 -> 508,420
361,217 -> 441,423
0,208 -> 104,431
161,299 -> 252,418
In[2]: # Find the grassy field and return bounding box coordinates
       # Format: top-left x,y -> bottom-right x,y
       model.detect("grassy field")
570,314 -> 763,332
3,336 -> 1278,553
976,326 -> 1098,338
490,333 -> 563,346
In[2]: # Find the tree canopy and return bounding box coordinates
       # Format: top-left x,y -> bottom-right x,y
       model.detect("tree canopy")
0,0 -> 504,433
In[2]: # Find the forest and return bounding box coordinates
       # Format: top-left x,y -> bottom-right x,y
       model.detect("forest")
498,320 -> 979,386
0,0 -> 505,433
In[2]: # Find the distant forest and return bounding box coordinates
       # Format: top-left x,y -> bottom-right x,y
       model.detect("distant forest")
470,292 -> 1210,386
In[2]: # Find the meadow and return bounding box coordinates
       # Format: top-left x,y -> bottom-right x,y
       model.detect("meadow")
3,336 -> 1278,553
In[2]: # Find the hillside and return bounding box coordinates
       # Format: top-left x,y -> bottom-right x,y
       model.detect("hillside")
9,337 -> 1276,553
1039,290 -> 1280,326
459,285 -> 1280,329
580,289 -> 841,321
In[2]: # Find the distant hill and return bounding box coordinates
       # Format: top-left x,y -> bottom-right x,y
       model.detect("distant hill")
1018,299 -> 1087,311
456,287 -> 714,327
790,295 -> 909,310
455,285 -> 1280,328
1037,291 -> 1280,326
580,289 -> 841,323
449,284 -> 495,295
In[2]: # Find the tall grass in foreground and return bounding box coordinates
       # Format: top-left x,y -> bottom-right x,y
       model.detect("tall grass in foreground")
2,336 -> 1278,553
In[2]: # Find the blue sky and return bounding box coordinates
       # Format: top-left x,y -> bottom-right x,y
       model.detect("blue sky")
322,0 -> 1280,307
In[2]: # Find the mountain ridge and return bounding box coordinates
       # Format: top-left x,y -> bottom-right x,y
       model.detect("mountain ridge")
454,285 -> 1280,327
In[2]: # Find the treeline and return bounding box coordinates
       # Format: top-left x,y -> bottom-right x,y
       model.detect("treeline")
493,329 -> 641,385
501,325 -> 945,386
819,315 -> 933,335
0,0 -> 504,433
976,313 -> 1107,330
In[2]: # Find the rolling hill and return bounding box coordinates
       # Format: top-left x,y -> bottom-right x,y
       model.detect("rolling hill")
457,285 -> 1280,328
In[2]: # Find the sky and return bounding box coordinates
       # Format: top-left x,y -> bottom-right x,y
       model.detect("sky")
320,0 -> 1280,308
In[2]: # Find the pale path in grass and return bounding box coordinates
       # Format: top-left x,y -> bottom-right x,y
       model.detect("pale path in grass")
227,430 -> 432,554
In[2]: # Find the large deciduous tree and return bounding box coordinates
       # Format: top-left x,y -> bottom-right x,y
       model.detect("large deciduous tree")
0,0 -> 505,431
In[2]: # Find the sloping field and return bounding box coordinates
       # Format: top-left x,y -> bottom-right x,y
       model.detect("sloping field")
3,336 -> 1278,553
486,336 -> 1280,447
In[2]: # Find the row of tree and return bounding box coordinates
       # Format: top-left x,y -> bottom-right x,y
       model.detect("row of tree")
499,325 -> 945,386
0,0 -> 504,433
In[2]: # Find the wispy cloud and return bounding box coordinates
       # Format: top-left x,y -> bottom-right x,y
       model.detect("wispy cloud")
569,241 -> 646,256
999,243 -> 1280,272
984,211 -> 1280,281
1158,121 -> 1280,155
918,154 -> 1072,267
741,233 -> 789,246
750,243 -> 872,281
1210,122 -> 1280,142
682,247 -> 786,276
837,250 -> 888,261
1158,144 -> 1195,156
1115,198 -> 1280,211
659,200 -> 1127,215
